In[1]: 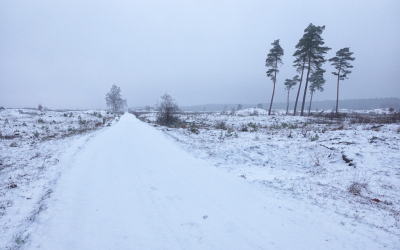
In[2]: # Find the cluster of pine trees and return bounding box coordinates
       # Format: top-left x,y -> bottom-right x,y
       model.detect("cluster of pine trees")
265,23 -> 355,116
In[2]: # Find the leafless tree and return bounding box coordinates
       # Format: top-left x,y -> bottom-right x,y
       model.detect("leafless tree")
155,93 -> 180,126
38,104 -> 43,111
105,85 -> 127,113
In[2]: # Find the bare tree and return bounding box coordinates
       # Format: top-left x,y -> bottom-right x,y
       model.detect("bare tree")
38,104 -> 43,111
237,104 -> 243,111
105,85 -> 127,113
155,93 -> 180,126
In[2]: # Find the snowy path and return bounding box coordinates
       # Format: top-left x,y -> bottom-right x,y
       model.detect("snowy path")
27,114 -> 397,249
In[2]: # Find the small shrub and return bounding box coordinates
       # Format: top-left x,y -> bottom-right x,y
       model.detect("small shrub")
301,128 -> 308,137
225,128 -> 234,137
38,118 -> 44,123
269,122 -> 281,130
348,172 -> 372,195
310,134 -> 319,141
215,121 -> 227,130
33,131 -> 39,138
251,110 -> 259,116
240,124 -> 248,132
247,122 -> 258,132
79,119 -> 87,125
348,182 -> 367,196
15,233 -> 30,245
188,122 -> 199,134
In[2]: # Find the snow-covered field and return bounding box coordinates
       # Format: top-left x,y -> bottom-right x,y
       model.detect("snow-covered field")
0,109 -> 116,249
137,108 -> 400,238
1,108 -> 399,249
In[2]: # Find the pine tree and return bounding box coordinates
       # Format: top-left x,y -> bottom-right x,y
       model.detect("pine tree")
329,47 -> 355,114
265,39 -> 284,116
284,75 -> 299,115
295,24 -> 330,116
292,53 -> 307,116
308,68 -> 325,115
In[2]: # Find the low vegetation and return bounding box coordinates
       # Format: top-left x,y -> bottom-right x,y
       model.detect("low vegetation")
0,108 -> 115,248
135,107 -> 400,237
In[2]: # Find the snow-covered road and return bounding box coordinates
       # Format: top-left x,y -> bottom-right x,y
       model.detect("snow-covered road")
27,114 -> 398,249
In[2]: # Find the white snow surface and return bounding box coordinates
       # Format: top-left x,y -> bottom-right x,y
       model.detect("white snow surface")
18,114 -> 398,249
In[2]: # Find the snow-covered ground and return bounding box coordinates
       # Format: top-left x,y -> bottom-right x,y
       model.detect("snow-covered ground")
138,109 -> 400,240
0,109 -> 116,249
1,109 -> 399,249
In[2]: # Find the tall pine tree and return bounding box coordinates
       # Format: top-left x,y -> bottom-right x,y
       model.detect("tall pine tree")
265,39 -> 284,116
328,47 -> 355,114
307,68 -> 325,115
294,24 -> 330,116
292,52 -> 307,116
284,75 -> 299,115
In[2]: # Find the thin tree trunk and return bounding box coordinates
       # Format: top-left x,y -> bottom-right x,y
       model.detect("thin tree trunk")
268,58 -> 278,116
286,89 -> 290,115
336,69 -> 341,114
268,81 -> 276,116
293,62 -> 305,116
308,91 -> 313,116
300,54 -> 312,116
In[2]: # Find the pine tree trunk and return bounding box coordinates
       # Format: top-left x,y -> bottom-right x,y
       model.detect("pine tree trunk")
308,91 -> 313,116
293,62 -> 305,116
268,81 -> 276,116
336,70 -> 340,114
286,89 -> 290,115
268,58 -> 278,116
300,55 -> 312,116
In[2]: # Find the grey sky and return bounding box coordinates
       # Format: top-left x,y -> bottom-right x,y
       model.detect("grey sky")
1,0 -> 399,109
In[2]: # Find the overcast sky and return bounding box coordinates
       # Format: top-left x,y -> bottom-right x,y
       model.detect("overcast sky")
1,0 -> 399,109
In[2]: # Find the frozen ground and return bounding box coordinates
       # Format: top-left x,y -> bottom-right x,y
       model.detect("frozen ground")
138,108 -> 400,240
0,109 -> 116,249
1,109 -> 399,249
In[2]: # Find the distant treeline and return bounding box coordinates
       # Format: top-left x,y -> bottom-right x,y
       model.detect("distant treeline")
178,98 -> 400,112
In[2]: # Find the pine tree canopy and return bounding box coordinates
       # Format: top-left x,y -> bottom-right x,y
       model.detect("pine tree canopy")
293,23 -> 331,69
309,68 -> 326,93
284,75 -> 299,91
329,47 -> 355,80
265,39 -> 284,81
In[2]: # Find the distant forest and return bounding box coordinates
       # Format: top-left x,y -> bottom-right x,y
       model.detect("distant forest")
179,98 -> 400,112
